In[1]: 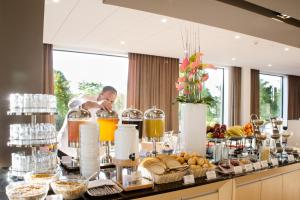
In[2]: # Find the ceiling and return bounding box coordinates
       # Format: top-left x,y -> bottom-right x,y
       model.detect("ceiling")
43,0 -> 300,75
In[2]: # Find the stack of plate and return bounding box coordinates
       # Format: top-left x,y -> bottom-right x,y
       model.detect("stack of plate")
80,122 -> 100,178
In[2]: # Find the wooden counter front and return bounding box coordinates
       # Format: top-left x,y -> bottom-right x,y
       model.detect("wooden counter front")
136,163 -> 300,200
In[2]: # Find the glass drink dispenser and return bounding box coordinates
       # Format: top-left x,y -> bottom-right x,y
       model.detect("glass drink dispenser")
67,108 -> 91,148
144,106 -> 165,156
121,107 -> 143,140
67,107 -> 91,164
96,109 -> 119,165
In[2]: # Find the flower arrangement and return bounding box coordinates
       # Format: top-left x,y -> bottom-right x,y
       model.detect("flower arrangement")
176,52 -> 216,105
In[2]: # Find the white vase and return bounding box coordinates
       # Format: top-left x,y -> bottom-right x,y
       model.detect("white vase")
181,103 -> 207,156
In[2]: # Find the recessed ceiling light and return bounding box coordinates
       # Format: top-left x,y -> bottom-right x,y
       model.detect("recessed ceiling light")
231,58 -> 236,61
52,0 -> 60,3
284,47 -> 289,51
161,18 -> 168,23
120,41 -> 125,45
234,35 -> 240,39
268,64 -> 272,67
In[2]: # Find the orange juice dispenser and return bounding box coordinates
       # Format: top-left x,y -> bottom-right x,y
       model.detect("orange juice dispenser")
144,106 -> 165,156
96,109 -> 119,166
67,107 -> 91,162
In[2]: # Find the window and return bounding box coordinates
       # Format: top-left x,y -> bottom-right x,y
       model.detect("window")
259,74 -> 283,120
53,50 -> 128,129
205,68 -> 224,124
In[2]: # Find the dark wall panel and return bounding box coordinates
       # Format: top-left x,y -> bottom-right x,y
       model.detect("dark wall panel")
0,0 -> 44,167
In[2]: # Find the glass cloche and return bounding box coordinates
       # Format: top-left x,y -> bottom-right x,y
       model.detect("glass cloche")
122,107 -> 143,139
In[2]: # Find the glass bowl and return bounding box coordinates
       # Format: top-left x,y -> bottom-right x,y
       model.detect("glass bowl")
6,182 -> 48,200
51,177 -> 88,200
25,171 -> 59,185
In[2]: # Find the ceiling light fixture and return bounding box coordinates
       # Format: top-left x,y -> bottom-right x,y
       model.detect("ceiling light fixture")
52,0 -> 60,3
161,18 -> 168,23
120,41 -> 125,45
284,47 -> 289,51
271,17 -> 283,23
268,64 -> 272,67
277,13 -> 291,19
231,58 -> 236,61
234,35 -> 240,39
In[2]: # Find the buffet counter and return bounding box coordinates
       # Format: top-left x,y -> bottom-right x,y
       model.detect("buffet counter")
2,162 -> 300,200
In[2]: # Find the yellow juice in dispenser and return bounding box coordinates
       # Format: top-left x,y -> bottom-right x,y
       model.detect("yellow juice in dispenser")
145,119 -> 165,139
97,118 -> 118,142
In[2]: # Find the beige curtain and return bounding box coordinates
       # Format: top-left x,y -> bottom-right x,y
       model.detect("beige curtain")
229,66 -> 241,125
250,69 -> 260,116
288,75 -> 300,120
127,53 -> 179,132
42,44 -> 54,123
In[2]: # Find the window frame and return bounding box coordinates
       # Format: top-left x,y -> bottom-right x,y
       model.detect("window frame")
53,49 -> 128,59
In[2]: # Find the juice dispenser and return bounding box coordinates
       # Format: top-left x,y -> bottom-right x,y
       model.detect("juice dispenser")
144,106 -> 165,156
121,107 -> 143,140
67,107 -> 91,165
67,108 -> 91,148
96,109 -> 119,165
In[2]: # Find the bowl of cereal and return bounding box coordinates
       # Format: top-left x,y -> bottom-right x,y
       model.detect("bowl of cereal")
6,182 -> 49,200
25,171 -> 59,185
51,177 -> 88,200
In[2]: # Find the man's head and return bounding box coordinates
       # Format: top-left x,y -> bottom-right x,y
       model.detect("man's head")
97,86 -> 117,104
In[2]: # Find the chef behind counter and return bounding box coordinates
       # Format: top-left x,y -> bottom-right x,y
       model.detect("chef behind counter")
58,86 -> 117,157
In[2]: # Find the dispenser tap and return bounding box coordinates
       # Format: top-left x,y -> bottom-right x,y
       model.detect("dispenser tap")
129,153 -> 135,161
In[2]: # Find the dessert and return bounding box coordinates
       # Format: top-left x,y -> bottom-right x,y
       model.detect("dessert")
239,158 -> 251,165
256,134 -> 267,141
271,134 -> 280,140
230,159 -> 240,166
285,147 -> 293,154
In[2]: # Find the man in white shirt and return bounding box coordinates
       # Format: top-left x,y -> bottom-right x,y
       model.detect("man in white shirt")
58,86 -> 117,157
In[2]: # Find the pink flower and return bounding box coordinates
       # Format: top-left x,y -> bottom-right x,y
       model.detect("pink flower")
175,82 -> 184,91
178,76 -> 186,83
190,52 -> 203,69
198,83 -> 203,92
183,89 -> 190,95
202,73 -> 209,82
180,57 -> 190,72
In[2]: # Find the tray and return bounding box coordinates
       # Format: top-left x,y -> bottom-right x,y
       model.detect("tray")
87,180 -> 122,197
